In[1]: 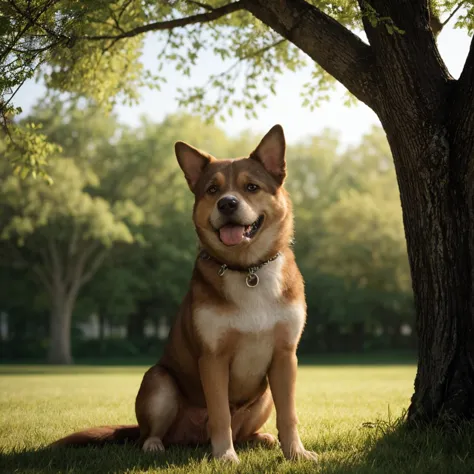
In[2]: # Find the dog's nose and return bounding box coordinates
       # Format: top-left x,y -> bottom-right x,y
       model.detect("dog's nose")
217,195 -> 239,215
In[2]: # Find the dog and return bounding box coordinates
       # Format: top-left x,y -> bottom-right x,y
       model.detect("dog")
51,125 -> 317,463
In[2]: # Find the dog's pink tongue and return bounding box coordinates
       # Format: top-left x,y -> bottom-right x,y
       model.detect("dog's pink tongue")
219,224 -> 245,246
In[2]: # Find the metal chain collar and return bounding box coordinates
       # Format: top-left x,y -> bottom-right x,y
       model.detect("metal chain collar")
199,250 -> 282,288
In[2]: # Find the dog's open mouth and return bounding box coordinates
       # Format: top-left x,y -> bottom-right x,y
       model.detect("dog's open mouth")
218,215 -> 264,246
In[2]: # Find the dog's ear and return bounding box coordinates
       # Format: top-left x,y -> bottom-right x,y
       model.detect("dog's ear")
175,142 -> 214,191
250,124 -> 286,185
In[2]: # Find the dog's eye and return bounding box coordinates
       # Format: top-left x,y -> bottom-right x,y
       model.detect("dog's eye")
207,185 -> 219,195
246,183 -> 259,192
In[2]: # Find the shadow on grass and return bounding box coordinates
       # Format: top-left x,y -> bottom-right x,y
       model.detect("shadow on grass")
3,423 -> 474,474
0,444 -> 211,474
315,418 -> 474,474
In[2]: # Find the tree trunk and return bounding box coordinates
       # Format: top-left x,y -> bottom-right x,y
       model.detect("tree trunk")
382,118 -> 474,423
355,0 -> 474,424
40,240 -> 107,364
47,292 -> 74,364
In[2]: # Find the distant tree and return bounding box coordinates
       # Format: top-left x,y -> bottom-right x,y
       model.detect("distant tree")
321,189 -> 411,311
320,128 -> 411,313
0,153 -> 143,363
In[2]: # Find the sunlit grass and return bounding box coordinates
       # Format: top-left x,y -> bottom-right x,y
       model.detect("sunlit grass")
1,362 -> 474,473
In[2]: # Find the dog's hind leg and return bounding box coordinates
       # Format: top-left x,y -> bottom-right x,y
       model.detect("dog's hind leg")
232,387 -> 277,448
135,365 -> 179,453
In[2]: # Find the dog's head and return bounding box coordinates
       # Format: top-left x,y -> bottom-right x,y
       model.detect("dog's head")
175,125 -> 293,267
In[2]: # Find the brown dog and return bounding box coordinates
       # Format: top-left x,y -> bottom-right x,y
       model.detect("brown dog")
51,125 -> 317,463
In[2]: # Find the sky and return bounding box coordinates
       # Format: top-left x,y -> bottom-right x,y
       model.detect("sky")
14,16 -> 472,147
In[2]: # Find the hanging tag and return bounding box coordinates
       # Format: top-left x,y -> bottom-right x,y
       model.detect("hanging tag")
246,272 -> 259,288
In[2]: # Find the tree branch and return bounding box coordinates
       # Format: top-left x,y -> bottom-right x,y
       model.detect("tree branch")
356,0 -> 451,119
65,241 -> 98,293
71,1 -> 244,41
427,0 -> 464,37
65,242 -> 108,299
429,3 -> 443,37
1,0 -> 60,61
80,250 -> 108,286
441,1 -> 465,28
243,0 -> 375,107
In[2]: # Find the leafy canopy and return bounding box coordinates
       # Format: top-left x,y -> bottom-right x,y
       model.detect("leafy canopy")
0,156 -> 139,246
1,0 -> 472,176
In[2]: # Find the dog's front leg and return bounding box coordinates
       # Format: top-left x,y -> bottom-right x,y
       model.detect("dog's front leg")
268,348 -> 318,462
199,354 -> 239,463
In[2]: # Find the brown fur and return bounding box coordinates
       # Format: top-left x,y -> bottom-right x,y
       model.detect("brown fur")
51,125 -> 317,463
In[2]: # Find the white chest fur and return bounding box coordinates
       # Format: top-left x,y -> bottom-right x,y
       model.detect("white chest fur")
194,255 -> 306,353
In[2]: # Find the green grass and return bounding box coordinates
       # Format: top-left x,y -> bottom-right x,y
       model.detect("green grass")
1,362 -> 474,473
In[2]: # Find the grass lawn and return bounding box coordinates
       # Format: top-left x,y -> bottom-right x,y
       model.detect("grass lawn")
1,361 -> 474,473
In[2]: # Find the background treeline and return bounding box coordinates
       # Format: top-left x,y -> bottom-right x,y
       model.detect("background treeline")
0,101 -> 414,364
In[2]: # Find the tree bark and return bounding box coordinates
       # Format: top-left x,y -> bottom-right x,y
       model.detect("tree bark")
357,0 -> 474,423
375,44 -> 474,419
389,124 -> 474,423
48,291 -> 74,364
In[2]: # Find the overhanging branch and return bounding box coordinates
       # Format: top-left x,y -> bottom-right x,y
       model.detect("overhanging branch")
243,0 -> 375,107
72,1 -> 244,42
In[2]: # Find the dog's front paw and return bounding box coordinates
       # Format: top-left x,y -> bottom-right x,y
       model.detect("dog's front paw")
213,448 -> 240,463
289,448 -> 318,462
142,436 -> 165,453
282,440 -> 318,462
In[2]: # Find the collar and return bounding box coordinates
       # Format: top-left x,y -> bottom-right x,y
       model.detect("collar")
198,249 -> 282,288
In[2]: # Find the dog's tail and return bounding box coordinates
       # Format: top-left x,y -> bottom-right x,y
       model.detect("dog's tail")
49,425 -> 141,448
